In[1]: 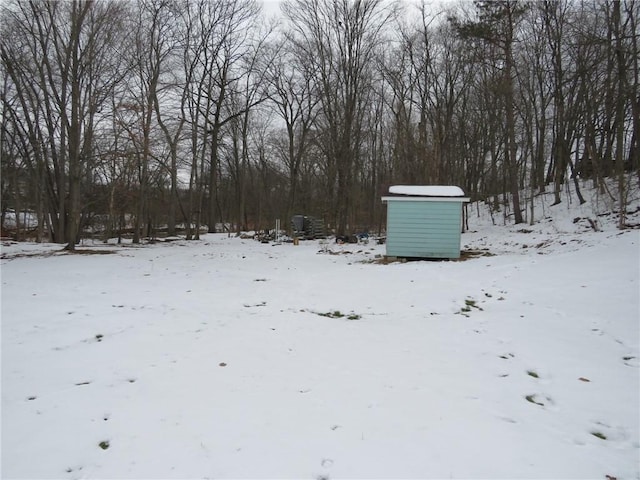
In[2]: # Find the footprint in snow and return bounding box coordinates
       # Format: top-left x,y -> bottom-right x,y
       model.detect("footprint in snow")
587,421 -> 625,443
525,393 -> 553,407
321,458 -> 334,468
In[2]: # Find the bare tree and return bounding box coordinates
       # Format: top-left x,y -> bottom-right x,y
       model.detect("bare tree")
267,39 -> 320,226
121,0 -> 182,243
0,0 -> 128,249
451,0 -> 526,224
516,2 -> 553,223
283,0 -> 393,236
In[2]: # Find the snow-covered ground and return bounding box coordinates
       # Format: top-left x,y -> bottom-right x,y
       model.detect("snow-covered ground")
1,191 -> 639,479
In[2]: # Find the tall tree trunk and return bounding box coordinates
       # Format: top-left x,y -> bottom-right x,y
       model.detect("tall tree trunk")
504,8 -> 524,224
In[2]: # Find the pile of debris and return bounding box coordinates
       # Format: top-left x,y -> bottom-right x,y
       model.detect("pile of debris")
291,215 -> 326,240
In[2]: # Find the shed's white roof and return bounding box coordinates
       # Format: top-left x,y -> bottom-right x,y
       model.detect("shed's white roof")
388,185 -> 465,197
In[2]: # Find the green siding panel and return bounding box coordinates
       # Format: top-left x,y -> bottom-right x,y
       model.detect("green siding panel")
385,199 -> 463,258
388,219 -> 461,229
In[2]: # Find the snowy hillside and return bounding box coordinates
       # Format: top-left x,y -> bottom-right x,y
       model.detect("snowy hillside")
1,189 -> 639,479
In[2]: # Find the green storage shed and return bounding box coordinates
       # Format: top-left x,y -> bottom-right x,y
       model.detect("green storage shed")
382,185 -> 469,259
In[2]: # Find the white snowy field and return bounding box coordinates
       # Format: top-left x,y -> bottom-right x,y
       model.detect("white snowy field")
1,197 -> 639,479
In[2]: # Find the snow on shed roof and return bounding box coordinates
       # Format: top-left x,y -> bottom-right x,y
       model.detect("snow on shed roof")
388,185 -> 465,197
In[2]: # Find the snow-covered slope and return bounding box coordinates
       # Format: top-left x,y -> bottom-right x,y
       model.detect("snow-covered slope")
1,190 -> 638,479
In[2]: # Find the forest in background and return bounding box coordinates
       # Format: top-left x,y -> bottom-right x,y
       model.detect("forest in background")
1,0 -> 638,249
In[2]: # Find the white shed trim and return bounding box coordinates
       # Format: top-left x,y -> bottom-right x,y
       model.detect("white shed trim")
382,196 -> 470,203
388,185 -> 465,197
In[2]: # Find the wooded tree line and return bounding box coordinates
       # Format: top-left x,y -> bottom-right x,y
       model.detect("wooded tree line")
1,0 -> 638,248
